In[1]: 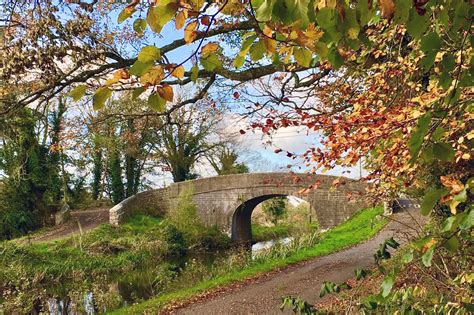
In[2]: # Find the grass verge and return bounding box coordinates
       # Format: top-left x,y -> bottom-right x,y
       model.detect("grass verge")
110,206 -> 386,314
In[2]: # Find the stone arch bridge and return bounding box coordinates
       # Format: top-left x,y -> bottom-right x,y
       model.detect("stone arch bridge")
109,173 -> 367,243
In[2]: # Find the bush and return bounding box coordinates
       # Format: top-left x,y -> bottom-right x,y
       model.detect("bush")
164,189 -> 230,251
161,223 -> 187,256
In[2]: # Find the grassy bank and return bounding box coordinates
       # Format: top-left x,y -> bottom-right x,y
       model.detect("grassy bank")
0,213 -> 230,313
111,206 -> 386,314
251,222 -> 318,242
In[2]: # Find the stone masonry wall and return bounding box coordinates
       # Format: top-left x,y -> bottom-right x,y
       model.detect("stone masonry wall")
109,173 -> 368,237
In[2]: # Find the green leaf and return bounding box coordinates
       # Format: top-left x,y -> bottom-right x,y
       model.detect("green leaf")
444,236 -> 460,253
254,0 -> 274,21
200,53 -> 222,71
381,275 -> 394,297
432,127 -> 445,141
401,250 -> 414,264
93,87 -> 112,110
118,7 -> 135,24
190,65 -> 199,82
421,246 -> 434,267
69,85 -> 87,101
441,53 -> 456,72
421,144 -> 434,163
406,8 -> 429,39
138,46 -> 161,63
148,93 -> 166,112
249,40 -> 266,61
133,18 -> 147,35
355,268 -> 367,280
132,87 -> 145,100
146,0 -> 178,33
314,41 -> 328,59
327,47 -> 343,69
420,188 -> 449,215
233,56 -> 245,69
129,60 -> 153,77
438,71 -> 453,89
356,0 -> 372,25
393,0 -> 411,24
294,48 -> 312,67
442,216 -> 457,232
420,52 -> 436,72
408,112 -> 432,162
420,32 -> 442,54
433,142 -> 455,161
453,189 -> 467,202
291,0 -> 310,28
316,8 -> 337,30
147,7 -> 163,33
459,210 -> 473,230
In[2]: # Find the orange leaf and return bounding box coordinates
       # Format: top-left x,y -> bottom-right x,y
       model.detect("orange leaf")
184,21 -> 198,43
175,10 -> 187,30
201,42 -> 220,57
157,84 -> 174,102
378,0 -> 395,19
171,65 -> 185,78
140,66 -> 164,86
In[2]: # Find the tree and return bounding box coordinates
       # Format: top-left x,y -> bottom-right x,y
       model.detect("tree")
108,145 -> 124,204
208,146 -> 249,175
91,135 -> 103,200
149,99 -> 224,182
0,108 -> 63,239
262,197 -> 287,225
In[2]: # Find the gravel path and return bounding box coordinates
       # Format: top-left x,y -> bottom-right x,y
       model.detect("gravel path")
30,208 -> 109,242
173,209 -> 424,315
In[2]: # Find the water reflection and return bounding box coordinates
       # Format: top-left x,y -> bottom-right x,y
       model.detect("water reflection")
45,237 -> 289,314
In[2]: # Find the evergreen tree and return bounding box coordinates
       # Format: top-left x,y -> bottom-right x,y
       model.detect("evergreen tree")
108,146 -> 124,204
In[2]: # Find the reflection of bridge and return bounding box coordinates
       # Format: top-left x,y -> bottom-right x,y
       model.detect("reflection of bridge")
109,173 -> 367,243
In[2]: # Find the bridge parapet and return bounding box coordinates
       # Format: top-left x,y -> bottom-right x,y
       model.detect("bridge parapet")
109,173 -> 368,242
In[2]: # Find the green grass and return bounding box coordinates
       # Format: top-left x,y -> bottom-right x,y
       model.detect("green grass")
0,215 -> 164,283
110,206 -> 386,314
251,224 -> 290,242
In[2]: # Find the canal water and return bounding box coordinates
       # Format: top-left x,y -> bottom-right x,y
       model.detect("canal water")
45,237 -> 292,314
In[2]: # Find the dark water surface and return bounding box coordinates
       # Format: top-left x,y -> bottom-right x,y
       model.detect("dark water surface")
45,238 -> 291,314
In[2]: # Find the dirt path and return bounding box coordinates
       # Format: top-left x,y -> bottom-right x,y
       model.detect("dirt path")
30,208 -> 109,242
173,209 -> 424,315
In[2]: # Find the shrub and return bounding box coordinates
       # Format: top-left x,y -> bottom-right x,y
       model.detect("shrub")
161,223 -> 187,256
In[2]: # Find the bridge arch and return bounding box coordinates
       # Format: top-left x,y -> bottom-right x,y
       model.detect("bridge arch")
231,194 -> 285,243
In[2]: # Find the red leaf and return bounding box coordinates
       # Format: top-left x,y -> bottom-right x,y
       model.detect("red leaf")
239,129 -> 246,134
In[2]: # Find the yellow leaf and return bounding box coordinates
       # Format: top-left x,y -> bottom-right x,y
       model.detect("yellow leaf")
449,200 -> 460,215
175,10 -> 187,30
157,84 -> 174,102
263,37 -> 276,55
201,42 -> 220,57
316,0 -> 336,9
104,69 -> 130,86
262,25 -> 272,37
140,66 -> 164,86
171,65 -> 185,78
184,21 -> 198,44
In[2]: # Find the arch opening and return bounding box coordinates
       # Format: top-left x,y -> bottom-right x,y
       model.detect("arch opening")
231,194 -> 313,244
